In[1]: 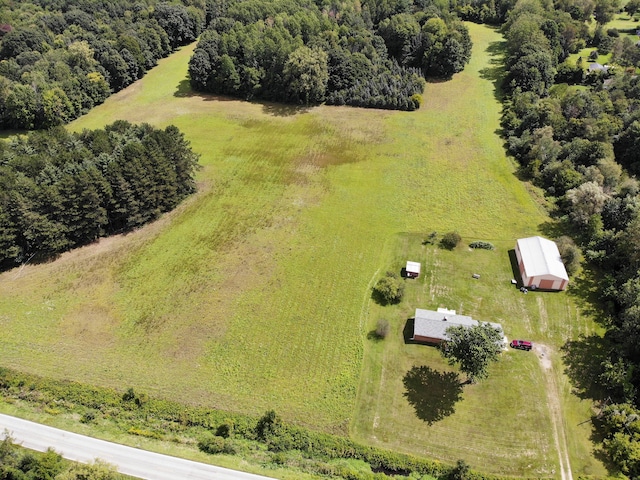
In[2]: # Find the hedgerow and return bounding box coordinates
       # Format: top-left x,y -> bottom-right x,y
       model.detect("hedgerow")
0,367 -> 513,480
469,241 -> 495,250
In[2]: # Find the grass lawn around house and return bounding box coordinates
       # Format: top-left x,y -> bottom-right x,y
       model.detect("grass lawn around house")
566,13 -> 640,71
0,23 -> 607,477
352,235 -> 603,476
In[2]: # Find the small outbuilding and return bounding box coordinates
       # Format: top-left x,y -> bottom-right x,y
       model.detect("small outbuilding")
406,261 -> 421,278
412,308 -> 504,345
515,236 -> 569,291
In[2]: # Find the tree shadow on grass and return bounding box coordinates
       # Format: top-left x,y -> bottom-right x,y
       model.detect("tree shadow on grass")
565,267 -> 611,324
403,365 -> 464,424
174,78 -> 193,97
538,220 -> 568,239
262,101 -> 311,117
173,76 -> 245,101
478,39 -> 507,102
561,334 -> 610,401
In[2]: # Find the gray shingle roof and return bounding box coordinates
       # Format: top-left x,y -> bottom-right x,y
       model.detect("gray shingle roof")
413,308 -> 503,341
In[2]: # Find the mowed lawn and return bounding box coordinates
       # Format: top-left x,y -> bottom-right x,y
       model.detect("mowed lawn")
0,23 -> 605,475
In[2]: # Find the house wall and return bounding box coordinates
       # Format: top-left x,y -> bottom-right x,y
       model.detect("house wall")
413,335 -> 443,344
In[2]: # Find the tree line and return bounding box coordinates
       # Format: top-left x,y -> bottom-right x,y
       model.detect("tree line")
499,0 -> 640,473
0,121 -> 199,270
0,0 -> 205,130
188,0 -> 472,110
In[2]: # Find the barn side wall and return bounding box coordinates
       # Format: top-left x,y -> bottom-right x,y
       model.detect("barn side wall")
525,275 -> 567,291
515,244 -> 529,284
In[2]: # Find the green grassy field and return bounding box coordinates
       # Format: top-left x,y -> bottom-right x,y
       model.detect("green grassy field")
0,23 -> 606,476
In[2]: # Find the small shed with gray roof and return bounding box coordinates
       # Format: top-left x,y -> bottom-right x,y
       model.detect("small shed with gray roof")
412,308 -> 504,345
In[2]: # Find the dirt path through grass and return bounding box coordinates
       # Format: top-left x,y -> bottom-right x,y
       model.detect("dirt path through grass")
535,344 -> 573,480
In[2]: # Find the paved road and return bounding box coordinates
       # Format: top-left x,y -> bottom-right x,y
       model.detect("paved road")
0,414 -> 275,480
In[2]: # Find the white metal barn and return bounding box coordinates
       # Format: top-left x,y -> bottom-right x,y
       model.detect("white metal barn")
515,236 -> 569,291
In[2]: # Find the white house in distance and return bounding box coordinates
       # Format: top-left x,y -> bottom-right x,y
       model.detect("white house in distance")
405,261 -> 421,278
515,236 -> 569,291
412,307 -> 505,345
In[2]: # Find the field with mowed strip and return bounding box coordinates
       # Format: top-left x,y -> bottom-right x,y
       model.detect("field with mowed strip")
0,23 -> 606,476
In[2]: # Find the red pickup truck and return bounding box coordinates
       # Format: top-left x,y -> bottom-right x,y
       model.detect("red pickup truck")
510,340 -> 532,351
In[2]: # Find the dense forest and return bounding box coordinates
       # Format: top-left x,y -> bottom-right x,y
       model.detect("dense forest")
188,0 -> 472,110
0,121 -> 199,269
487,0 -> 640,472
0,0 -> 205,129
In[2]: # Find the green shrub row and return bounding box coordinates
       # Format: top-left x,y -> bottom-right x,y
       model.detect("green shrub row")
469,241 -> 495,250
0,367 -> 514,480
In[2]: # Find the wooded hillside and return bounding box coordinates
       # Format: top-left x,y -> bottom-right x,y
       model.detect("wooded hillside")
188,0 -> 472,110
0,121 -> 199,269
0,0 -> 205,130
496,0 -> 640,473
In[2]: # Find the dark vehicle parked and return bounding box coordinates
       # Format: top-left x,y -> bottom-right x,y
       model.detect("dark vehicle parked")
510,340 -> 532,351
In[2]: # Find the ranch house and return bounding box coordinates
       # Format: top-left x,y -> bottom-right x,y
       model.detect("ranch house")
412,308 -> 505,345
515,236 -> 569,291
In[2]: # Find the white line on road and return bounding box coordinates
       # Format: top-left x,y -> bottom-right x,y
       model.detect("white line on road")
0,413 -> 276,480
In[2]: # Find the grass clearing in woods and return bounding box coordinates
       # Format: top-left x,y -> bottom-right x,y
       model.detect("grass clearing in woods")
0,23 -> 606,476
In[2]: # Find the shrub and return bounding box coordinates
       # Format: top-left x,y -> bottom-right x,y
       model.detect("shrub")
122,387 -> 136,402
423,231 -> 438,244
216,420 -> 234,438
256,410 -> 282,441
80,411 -> 95,423
410,93 -> 423,109
375,319 -> 390,339
469,241 -> 494,250
373,271 -> 405,304
198,434 -> 227,454
440,232 -> 461,250
128,427 -> 164,440
555,236 -> 580,276
449,459 -> 471,480
271,452 -> 288,465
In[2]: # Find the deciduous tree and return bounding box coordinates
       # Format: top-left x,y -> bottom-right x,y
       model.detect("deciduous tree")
439,322 -> 503,383
283,46 -> 329,104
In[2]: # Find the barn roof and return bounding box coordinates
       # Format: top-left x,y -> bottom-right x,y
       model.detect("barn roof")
413,308 -> 503,342
516,236 -> 569,281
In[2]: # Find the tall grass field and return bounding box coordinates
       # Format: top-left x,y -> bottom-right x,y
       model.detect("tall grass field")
0,23 -> 606,476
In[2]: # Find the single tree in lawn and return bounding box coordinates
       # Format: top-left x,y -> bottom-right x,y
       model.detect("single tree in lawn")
439,323 -> 503,383
372,271 -> 405,305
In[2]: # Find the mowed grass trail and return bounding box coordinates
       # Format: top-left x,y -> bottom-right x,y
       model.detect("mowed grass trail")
0,24 -> 604,475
